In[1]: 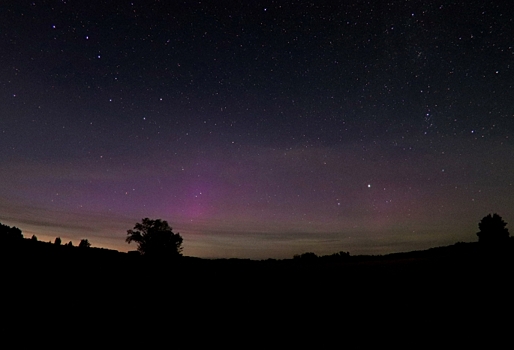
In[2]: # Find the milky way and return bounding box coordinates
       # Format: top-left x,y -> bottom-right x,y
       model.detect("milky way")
1,1 -> 513,258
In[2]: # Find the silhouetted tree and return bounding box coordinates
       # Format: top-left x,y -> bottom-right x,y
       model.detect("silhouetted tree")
78,239 -> 91,248
54,237 -> 62,245
31,235 -> 38,241
126,218 -> 183,258
0,222 -> 23,242
477,213 -> 509,244
66,241 -> 73,247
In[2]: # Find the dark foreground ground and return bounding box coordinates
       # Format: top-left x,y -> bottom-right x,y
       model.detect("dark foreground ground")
2,240 -> 513,345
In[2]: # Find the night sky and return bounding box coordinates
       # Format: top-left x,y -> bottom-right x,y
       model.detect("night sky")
1,1 -> 513,259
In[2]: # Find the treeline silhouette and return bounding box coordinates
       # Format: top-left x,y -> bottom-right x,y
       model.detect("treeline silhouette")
2,214 -> 513,342
1,213 -> 513,297
2,213 -> 513,266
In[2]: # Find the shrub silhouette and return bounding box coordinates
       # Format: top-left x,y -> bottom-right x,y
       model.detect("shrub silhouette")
126,218 -> 183,258
477,213 -> 509,244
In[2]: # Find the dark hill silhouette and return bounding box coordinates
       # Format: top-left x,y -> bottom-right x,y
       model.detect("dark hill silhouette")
2,219 -> 513,343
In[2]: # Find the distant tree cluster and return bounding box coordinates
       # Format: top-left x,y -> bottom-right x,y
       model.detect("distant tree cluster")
0,222 -> 23,242
294,251 -> 350,262
0,221 -> 94,250
294,252 -> 318,261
